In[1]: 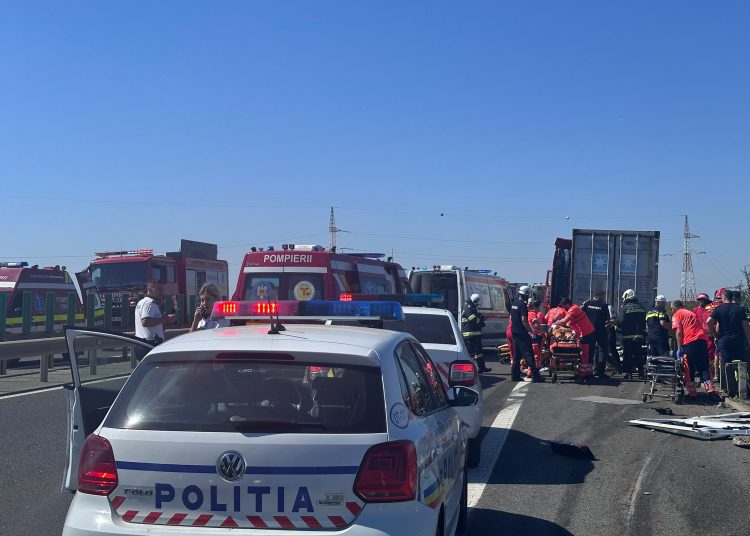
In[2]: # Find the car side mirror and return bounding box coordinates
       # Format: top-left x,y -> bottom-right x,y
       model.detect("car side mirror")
447,386 -> 479,407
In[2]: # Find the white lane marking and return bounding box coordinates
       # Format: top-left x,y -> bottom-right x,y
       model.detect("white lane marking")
572,395 -> 642,405
0,375 -> 130,400
467,381 -> 529,509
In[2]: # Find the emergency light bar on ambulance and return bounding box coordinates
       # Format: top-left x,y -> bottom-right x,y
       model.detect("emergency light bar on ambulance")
213,300 -> 406,321
340,293 -> 444,305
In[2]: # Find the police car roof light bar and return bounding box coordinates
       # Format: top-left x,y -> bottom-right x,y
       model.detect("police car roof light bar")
340,293 -> 444,305
0,261 -> 29,268
213,300 -> 405,321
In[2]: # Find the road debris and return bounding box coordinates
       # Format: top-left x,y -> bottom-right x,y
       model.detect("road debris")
629,412 -> 750,440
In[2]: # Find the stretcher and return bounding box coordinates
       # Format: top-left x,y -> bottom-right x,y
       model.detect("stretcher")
547,327 -> 590,384
642,354 -> 685,403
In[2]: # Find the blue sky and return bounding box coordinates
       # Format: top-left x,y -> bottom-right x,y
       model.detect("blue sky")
1,1 -> 748,299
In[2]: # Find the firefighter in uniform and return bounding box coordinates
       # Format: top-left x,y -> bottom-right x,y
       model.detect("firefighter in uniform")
510,286 -> 544,382
618,289 -> 647,379
646,294 -> 671,356
461,293 -> 491,373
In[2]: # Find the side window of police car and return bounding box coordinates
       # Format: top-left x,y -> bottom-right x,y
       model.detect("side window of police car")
411,342 -> 448,409
395,341 -> 439,415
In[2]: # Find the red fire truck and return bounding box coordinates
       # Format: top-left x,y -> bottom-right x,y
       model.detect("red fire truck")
84,239 -> 229,327
232,245 -> 409,302
0,262 -> 84,336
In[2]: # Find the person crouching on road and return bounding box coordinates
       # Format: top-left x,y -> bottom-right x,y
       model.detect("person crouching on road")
555,297 -> 596,379
461,293 -> 491,373
618,289 -> 646,379
510,286 -> 544,382
672,300 -> 715,396
190,283 -> 230,332
646,294 -> 671,357
134,280 -> 176,359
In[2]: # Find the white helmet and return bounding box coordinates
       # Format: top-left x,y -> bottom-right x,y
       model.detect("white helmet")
470,293 -> 480,303
622,289 -> 635,300
518,285 -> 531,297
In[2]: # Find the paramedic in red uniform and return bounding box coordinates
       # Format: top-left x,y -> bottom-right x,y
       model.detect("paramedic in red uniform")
528,299 -> 546,371
510,286 -> 544,382
556,297 -> 596,379
672,300 -> 715,396
693,292 -> 718,381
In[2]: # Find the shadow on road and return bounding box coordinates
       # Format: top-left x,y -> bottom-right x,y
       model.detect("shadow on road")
479,374 -> 506,389
469,508 -> 574,535
488,429 -> 595,486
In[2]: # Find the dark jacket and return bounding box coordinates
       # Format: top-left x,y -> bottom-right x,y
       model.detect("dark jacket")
619,298 -> 646,339
646,305 -> 670,341
461,300 -> 485,336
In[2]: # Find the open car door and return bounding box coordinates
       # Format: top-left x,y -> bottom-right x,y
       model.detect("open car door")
61,327 -> 154,492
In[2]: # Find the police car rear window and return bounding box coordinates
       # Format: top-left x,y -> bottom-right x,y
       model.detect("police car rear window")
104,360 -> 386,433
382,314 -> 457,345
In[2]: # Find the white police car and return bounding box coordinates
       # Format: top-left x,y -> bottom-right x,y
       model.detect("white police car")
61,301 -> 478,535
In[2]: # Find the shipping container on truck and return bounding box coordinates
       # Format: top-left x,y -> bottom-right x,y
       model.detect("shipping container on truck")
84,239 -> 229,327
408,265 -> 511,347
547,229 -> 660,311
233,244 -> 409,302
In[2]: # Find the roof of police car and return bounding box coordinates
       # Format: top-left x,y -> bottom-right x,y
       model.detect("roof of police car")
401,306 -> 451,316
150,323 -> 411,357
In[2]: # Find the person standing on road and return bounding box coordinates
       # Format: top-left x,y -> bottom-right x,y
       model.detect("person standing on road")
693,292 -> 718,381
646,294 -> 671,357
134,280 -> 176,359
581,290 -> 613,378
672,300 -> 715,396
461,293 -> 491,373
555,297 -> 596,379
528,298 -> 546,372
617,289 -> 646,379
707,289 -> 750,390
189,283 -> 230,332
510,286 -> 544,382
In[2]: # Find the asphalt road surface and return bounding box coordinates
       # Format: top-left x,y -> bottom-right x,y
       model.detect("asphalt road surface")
1,353 -> 747,536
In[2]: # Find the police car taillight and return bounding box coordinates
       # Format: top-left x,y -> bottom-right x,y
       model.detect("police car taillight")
449,360 -> 477,387
77,435 -> 118,496
340,292 -> 352,301
354,441 -> 416,503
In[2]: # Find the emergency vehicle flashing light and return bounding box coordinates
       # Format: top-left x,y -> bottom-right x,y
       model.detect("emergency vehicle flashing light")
94,249 -> 154,258
0,262 -> 29,268
213,300 -> 405,321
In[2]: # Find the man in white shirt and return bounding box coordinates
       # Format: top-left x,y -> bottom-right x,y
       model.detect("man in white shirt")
135,280 -> 176,351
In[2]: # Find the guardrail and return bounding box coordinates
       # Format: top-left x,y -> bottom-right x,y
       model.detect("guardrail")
0,292 -> 200,339
0,328 -> 189,381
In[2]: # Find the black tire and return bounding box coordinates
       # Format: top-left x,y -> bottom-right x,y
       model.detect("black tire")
456,464 -> 468,535
467,437 -> 481,468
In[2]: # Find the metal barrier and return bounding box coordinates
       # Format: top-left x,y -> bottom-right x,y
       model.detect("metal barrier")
0,328 -> 190,381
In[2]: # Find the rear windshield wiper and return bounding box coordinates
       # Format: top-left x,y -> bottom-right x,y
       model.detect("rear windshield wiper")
229,415 -> 326,432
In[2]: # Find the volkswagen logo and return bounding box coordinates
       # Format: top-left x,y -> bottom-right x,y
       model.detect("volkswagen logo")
217,451 -> 246,481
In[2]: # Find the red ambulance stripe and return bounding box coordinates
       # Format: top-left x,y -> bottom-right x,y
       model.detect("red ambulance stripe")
220,516 -> 239,528
274,516 -> 295,529
143,512 -> 162,524
167,513 -> 188,525
192,514 -> 213,526
111,496 -> 126,510
122,510 -> 138,522
302,516 -> 322,528
247,516 -> 268,528
329,516 -> 347,527
346,502 -> 362,516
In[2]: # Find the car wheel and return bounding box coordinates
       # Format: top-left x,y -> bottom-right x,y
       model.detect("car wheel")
467,437 -> 481,468
456,463 -> 468,535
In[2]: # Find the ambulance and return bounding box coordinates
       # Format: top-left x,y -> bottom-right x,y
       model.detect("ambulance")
0,262 -> 83,336
232,245 -> 409,302
84,240 -> 229,327
409,265 -> 512,347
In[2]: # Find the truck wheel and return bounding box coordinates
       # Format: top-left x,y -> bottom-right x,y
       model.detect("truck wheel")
467,437 -> 481,468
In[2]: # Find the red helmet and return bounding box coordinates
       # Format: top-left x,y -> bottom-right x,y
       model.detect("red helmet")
714,288 -> 725,301
696,292 -> 710,301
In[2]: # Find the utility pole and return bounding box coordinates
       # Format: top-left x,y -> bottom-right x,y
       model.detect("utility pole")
680,215 -> 698,302
329,206 -> 339,252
